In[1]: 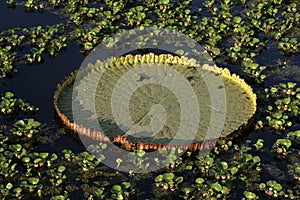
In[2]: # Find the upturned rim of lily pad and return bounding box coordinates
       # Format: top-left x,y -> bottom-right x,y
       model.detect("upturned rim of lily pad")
53,54 -> 256,151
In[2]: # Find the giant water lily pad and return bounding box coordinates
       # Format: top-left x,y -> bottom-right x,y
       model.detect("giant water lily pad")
54,54 -> 256,150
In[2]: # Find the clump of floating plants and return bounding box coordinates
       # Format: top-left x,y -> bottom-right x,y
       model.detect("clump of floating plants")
54,53 -> 256,151
0,92 -> 38,119
256,82 -> 300,131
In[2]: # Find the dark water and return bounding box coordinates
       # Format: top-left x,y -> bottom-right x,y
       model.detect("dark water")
0,1 -> 66,30
0,42 -> 85,122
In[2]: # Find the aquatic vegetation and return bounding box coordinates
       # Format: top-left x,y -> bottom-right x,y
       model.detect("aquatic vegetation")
11,118 -> 41,138
158,147 -> 183,168
110,182 -> 135,200
253,139 -> 264,151
75,151 -> 101,171
93,187 -> 105,199
258,82 -> 300,131
1,0 -> 300,199
0,23 -> 67,79
243,191 -> 258,200
288,162 -> 300,182
273,138 -> 292,157
287,130 -> 300,148
0,46 -> 17,79
242,60 -> 266,84
0,92 -> 38,118
194,178 -> 230,199
259,180 -> 284,198
54,53 -> 256,151
155,172 -> 183,191
278,38 -> 300,55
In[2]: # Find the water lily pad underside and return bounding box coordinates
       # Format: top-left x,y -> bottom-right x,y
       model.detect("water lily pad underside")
54,54 -> 256,151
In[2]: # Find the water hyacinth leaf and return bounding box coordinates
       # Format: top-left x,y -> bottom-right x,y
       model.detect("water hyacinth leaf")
287,82 -> 297,89
163,173 -> 175,182
230,167 -> 238,175
40,152 -> 49,159
13,187 -> 22,195
22,157 -> 30,163
15,120 -> 25,126
50,195 -> 68,200
155,175 -> 163,183
217,161 -> 228,170
94,188 -> 104,197
243,191 -> 257,199
195,178 -> 205,184
252,156 -> 261,163
233,16 -> 242,24
159,0 -> 170,4
58,166 -> 66,173
204,156 -> 214,165
244,153 -> 252,162
10,144 -> 22,152
259,183 -> 266,189
283,97 -> 291,105
272,112 -> 282,119
211,182 -> 222,192
185,165 -> 193,170
182,187 -> 190,194
28,177 -> 39,185
279,83 -> 287,89
5,92 -> 14,98
275,139 -> 292,149
121,182 -> 131,189
50,153 -> 58,161
175,176 -> 184,184
287,130 -> 300,139
267,180 -> 282,191
6,182 -> 13,190
111,185 -> 122,193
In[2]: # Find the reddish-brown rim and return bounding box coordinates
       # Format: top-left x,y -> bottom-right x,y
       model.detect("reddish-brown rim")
54,73 -> 256,152
53,54 -> 257,151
